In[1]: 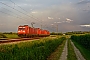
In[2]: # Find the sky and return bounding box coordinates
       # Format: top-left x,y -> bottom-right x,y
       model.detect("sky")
0,0 -> 90,32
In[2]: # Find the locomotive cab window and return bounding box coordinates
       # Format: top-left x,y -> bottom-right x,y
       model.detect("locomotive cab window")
19,28 -> 25,30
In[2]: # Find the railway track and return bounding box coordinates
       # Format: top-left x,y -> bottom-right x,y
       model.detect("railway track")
0,37 -> 41,44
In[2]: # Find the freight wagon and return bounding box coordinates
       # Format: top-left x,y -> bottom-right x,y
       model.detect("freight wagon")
18,25 -> 50,37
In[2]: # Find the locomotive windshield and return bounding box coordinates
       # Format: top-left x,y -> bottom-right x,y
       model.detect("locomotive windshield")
19,28 -> 25,30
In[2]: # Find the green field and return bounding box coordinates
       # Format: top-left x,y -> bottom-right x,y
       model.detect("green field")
4,34 -> 19,39
72,40 -> 90,60
47,39 -> 66,60
0,34 -> 90,60
71,34 -> 90,60
0,33 -> 19,39
0,37 -> 66,60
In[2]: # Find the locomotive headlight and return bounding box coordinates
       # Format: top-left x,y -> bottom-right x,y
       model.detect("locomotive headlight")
23,31 -> 25,32
18,31 -> 20,32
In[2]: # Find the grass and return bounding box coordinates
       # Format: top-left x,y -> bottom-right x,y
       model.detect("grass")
4,34 -> 19,39
72,40 -> 90,60
67,39 -> 77,60
47,39 -> 66,60
0,37 -> 66,60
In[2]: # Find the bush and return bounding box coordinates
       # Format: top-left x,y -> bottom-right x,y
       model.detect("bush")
71,34 -> 90,50
0,33 -> 7,38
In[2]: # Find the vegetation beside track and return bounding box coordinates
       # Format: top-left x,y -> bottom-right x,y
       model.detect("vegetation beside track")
4,34 -> 19,39
71,34 -> 90,60
0,32 -> 19,39
67,39 -> 77,60
47,38 -> 66,60
0,37 -> 66,60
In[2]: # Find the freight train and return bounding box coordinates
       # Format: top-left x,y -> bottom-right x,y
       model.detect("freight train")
18,25 -> 50,37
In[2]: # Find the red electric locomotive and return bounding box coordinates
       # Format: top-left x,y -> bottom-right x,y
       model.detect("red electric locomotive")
18,25 -> 50,37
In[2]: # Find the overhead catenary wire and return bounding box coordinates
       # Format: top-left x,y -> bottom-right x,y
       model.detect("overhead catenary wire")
0,8 -> 41,27
1,7 -> 31,21
0,10 -> 28,21
9,0 -> 43,22
9,0 -> 46,28
9,0 -> 27,13
0,1 -> 38,21
2,7 -> 22,17
0,8 -> 31,22
0,1 -> 48,29
0,9 -> 41,27
9,0 -> 41,21
9,0 -> 15,7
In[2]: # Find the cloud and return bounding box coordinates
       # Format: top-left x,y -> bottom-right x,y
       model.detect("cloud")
80,24 -> 90,27
48,17 -> 53,19
54,22 -> 62,24
0,24 -> 4,26
31,11 -> 38,13
66,18 -> 73,21
58,18 -> 60,19
65,18 -> 73,23
77,0 -> 90,4
51,24 -> 54,25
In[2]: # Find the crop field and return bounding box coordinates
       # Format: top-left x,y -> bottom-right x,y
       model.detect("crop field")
0,34 -> 90,60
47,38 -> 66,60
0,37 -> 66,60
71,34 -> 90,60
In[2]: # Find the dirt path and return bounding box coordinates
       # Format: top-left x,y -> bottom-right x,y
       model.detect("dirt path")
70,40 -> 86,60
59,40 -> 68,60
